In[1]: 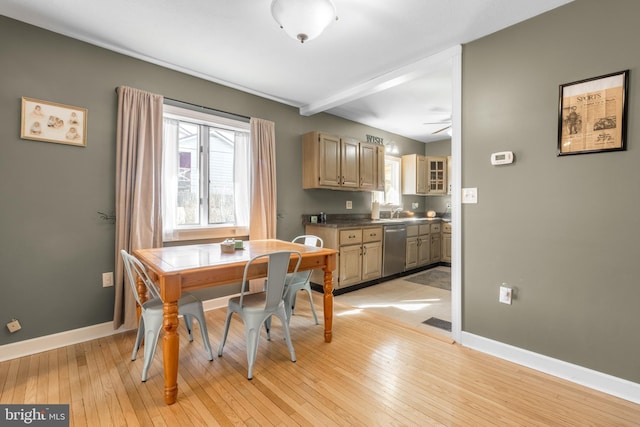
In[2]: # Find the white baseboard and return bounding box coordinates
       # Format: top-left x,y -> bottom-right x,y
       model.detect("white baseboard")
0,321 -> 127,363
459,332 -> 640,405
0,296 -> 232,363
3,307 -> 637,406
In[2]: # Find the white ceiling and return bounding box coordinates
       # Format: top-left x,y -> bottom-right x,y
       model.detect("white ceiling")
1,0 -> 572,143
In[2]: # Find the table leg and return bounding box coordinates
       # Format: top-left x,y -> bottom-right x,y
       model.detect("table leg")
162,301 -> 179,405
135,275 -> 147,323
323,268 -> 333,343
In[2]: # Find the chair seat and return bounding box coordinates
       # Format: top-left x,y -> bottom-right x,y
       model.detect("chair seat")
141,292 -> 204,312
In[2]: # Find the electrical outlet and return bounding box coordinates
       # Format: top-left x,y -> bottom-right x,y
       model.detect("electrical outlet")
411,202 -> 419,209
499,285 -> 512,304
7,319 -> 21,333
102,272 -> 114,287
346,200 -> 352,209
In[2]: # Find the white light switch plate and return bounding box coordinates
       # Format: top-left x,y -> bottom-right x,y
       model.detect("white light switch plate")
462,187 -> 478,204
499,286 -> 512,304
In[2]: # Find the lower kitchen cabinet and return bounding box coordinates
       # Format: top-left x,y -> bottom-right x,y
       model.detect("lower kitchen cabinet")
406,224 -> 431,268
430,222 -> 441,264
442,221 -> 451,263
405,225 -> 419,270
417,224 -> 431,266
306,224 -> 382,289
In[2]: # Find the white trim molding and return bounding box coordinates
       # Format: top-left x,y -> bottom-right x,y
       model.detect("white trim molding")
0,296 -> 233,363
460,332 -> 640,405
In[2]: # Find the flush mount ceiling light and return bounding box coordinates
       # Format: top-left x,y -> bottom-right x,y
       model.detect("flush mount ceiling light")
271,0 -> 338,43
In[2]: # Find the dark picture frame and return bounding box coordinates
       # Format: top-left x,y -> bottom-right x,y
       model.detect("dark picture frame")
557,70 -> 628,156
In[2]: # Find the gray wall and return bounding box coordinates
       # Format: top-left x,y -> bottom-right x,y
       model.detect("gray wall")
0,16 -> 424,345
462,0 -> 640,382
3,0 -> 638,386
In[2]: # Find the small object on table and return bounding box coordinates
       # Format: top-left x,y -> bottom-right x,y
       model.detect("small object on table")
221,239 -> 235,253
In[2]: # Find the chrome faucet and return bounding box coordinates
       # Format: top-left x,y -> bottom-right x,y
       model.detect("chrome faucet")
391,207 -> 403,219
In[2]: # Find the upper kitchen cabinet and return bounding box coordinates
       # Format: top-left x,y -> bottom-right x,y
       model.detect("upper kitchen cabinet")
427,156 -> 447,195
359,142 -> 385,191
401,154 -> 428,195
402,154 -> 448,195
302,131 -> 384,191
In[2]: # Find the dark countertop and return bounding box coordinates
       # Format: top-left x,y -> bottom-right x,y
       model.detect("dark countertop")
304,216 -> 450,228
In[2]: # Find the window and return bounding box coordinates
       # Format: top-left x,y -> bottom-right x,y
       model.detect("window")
162,104 -> 250,241
372,155 -> 401,207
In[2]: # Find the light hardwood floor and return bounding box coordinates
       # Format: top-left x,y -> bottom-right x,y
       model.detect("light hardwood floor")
334,267 -> 452,338
1,293 -> 639,426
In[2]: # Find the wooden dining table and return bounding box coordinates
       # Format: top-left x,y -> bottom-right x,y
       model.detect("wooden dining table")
133,239 -> 337,405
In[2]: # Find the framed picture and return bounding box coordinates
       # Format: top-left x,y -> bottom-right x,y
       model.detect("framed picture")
21,97 -> 87,147
557,70 -> 628,156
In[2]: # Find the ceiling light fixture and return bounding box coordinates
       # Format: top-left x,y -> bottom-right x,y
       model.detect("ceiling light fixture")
271,0 -> 338,44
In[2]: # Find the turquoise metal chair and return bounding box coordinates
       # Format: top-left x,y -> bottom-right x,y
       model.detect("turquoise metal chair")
120,249 -> 214,382
217,250 -> 301,380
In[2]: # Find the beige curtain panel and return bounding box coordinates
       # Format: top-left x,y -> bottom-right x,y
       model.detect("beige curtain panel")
249,118 -> 277,240
113,86 -> 164,330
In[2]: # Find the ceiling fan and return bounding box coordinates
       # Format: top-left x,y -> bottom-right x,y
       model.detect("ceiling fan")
423,115 -> 452,135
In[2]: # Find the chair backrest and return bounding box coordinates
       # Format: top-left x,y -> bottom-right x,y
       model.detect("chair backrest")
120,249 -> 161,307
290,235 -> 323,282
239,250 -> 302,310
292,235 -> 324,248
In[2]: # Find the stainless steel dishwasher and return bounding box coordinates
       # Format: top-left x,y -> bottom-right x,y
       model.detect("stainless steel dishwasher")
383,224 -> 407,277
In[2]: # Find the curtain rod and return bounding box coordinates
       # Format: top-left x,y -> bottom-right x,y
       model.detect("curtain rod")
114,87 -> 250,122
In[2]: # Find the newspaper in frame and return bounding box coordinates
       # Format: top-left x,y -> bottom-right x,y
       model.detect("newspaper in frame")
558,70 -> 628,155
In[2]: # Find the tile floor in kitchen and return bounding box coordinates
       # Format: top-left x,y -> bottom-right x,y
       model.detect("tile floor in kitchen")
333,266 -> 451,339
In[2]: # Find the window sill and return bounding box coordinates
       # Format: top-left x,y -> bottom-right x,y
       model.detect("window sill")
164,226 -> 249,243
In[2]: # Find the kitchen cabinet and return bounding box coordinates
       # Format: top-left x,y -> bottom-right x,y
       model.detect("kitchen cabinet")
302,131 -> 384,191
359,142 -> 385,191
442,221 -> 451,263
305,224 -> 382,289
430,222 -> 441,263
427,156 -> 448,194
401,154 -> 428,195
405,225 -> 419,269
417,224 -> 431,266
361,227 -> 383,281
407,223 -> 444,269
402,154 -> 448,195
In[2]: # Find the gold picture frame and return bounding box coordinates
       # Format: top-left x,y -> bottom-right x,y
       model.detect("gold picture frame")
21,97 -> 87,147
557,70 -> 628,156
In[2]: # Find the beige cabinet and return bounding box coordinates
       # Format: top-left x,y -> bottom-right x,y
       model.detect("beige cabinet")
305,224 -> 382,289
430,222 -> 441,263
302,131 -> 384,191
302,131 -> 358,189
402,154 -> 448,195
427,156 -> 447,195
417,224 -> 431,266
442,221 -> 451,263
401,154 -> 428,195
405,225 -> 419,269
361,227 -> 383,281
359,142 -> 385,191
